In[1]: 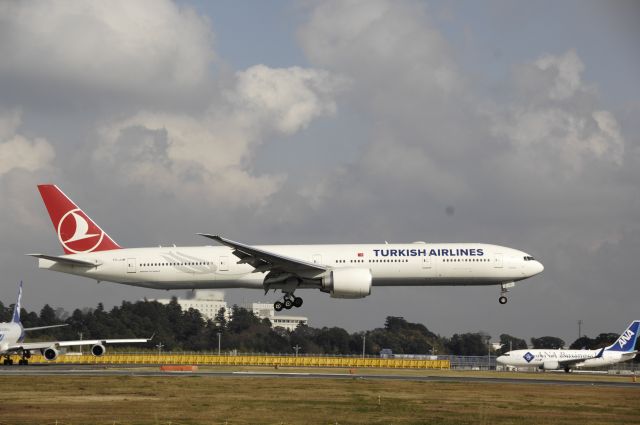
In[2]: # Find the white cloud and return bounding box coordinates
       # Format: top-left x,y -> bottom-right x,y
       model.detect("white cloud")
296,0 -> 473,210
95,65 -> 344,207
0,109 -> 55,176
534,50 -> 588,101
299,0 -> 459,96
488,50 -> 624,175
232,65 -> 346,134
0,0 -> 214,100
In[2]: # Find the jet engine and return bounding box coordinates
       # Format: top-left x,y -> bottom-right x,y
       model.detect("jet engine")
322,268 -> 372,299
43,347 -> 59,361
541,361 -> 559,370
91,344 -> 106,357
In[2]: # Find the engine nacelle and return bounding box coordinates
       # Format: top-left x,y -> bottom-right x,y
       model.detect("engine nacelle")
541,361 -> 559,370
322,268 -> 372,299
42,347 -> 59,361
91,344 -> 106,357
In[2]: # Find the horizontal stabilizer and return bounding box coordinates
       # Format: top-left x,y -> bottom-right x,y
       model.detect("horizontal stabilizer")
26,253 -> 100,267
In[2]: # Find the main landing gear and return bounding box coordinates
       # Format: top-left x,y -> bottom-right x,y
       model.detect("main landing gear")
3,351 -> 31,365
274,294 -> 303,311
18,351 -> 31,365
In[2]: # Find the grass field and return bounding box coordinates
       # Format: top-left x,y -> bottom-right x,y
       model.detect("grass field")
1,371 -> 639,424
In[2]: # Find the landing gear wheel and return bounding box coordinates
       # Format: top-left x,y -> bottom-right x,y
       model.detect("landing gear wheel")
499,296 -> 508,304
284,298 -> 293,309
274,301 -> 284,312
564,367 -> 571,373
293,297 -> 303,308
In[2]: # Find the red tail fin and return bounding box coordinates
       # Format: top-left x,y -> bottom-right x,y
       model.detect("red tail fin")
37,184 -> 122,254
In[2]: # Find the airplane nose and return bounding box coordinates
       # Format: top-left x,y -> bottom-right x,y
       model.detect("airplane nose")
496,356 -> 506,364
535,261 -> 544,275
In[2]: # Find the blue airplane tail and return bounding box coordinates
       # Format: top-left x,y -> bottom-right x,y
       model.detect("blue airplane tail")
11,281 -> 23,324
605,320 -> 640,352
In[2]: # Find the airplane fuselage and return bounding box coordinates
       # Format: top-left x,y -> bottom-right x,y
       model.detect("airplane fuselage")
0,323 -> 23,354
37,243 -> 543,291
497,349 -> 636,369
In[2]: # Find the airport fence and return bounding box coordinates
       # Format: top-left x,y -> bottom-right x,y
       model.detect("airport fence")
9,353 -> 450,369
7,352 -> 638,373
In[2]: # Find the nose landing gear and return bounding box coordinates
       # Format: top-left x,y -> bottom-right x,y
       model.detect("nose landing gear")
274,294 -> 303,311
499,282 -> 515,304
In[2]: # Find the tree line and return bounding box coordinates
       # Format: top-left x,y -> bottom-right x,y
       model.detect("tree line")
0,297 -> 634,358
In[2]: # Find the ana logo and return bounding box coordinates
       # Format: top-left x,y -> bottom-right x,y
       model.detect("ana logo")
618,330 -> 635,349
523,352 -> 535,363
57,209 -> 104,254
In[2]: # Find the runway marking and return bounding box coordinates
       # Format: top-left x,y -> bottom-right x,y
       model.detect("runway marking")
1,367 -> 638,388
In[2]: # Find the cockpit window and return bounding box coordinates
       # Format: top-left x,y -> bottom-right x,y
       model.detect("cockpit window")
523,256 -> 535,261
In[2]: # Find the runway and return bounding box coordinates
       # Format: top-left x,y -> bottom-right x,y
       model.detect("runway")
1,365 -> 638,388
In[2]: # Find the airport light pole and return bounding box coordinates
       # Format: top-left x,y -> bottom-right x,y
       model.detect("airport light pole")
486,337 -> 491,371
217,332 -> 221,356
156,342 -> 164,356
578,319 -> 583,339
362,333 -> 366,358
293,345 -> 301,357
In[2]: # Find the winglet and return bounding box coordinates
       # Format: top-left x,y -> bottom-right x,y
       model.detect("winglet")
12,281 -> 23,324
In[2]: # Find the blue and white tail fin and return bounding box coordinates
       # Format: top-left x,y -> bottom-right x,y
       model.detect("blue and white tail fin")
605,320 -> 640,352
12,281 -> 23,324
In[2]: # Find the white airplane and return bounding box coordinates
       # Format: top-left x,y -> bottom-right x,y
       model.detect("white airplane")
496,320 -> 640,372
29,184 -> 543,310
0,282 -> 150,365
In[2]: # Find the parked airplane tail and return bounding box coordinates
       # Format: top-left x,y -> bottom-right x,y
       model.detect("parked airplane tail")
605,320 -> 640,352
37,184 -> 122,254
12,281 -> 22,324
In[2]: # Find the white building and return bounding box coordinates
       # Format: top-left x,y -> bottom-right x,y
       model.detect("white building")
150,292 -> 308,331
152,290 -> 229,322
248,302 -> 308,331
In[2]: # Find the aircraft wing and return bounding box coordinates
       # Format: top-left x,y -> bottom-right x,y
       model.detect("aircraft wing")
8,337 -> 151,352
26,253 -> 100,267
198,234 -> 327,274
23,323 -> 68,332
557,348 -> 605,367
56,338 -> 150,347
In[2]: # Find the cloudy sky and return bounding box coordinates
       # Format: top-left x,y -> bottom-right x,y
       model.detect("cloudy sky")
0,0 -> 638,345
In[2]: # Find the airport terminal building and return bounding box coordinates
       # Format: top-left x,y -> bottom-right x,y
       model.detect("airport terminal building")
151,291 -> 308,331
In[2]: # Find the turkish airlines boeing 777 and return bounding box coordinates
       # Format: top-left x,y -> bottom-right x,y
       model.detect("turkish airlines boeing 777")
29,185 -> 543,310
